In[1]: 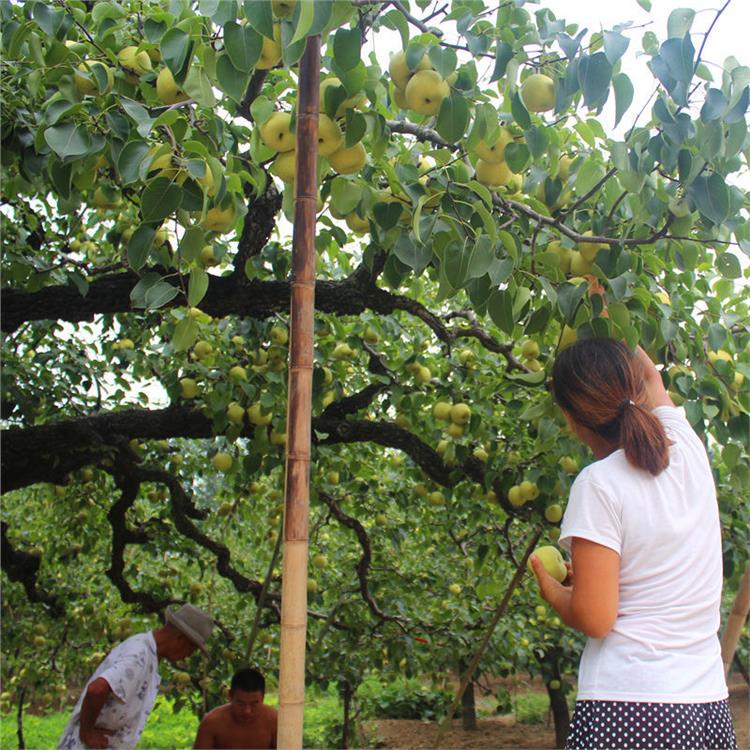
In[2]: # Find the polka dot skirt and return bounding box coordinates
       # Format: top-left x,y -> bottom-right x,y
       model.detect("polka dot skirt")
565,699 -> 737,750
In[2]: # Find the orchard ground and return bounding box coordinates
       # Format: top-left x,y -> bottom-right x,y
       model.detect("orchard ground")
368,674 -> 749,749
1,674 -> 746,749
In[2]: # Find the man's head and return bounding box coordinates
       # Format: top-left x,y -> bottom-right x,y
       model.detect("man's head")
155,604 -> 213,663
229,668 -> 266,724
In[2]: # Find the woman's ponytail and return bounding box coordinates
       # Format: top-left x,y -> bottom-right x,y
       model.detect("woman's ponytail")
618,402 -> 670,476
552,338 -> 670,476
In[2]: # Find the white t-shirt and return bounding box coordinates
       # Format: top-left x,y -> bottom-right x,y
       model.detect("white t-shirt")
58,632 -> 161,750
559,405 -> 728,703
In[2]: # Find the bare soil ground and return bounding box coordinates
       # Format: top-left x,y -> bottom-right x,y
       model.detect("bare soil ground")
365,676 -> 749,749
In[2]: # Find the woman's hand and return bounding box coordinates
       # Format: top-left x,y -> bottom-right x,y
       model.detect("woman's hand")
530,554 -> 573,607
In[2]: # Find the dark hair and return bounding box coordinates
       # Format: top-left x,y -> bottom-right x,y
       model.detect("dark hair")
231,668 -> 265,694
552,338 -> 669,476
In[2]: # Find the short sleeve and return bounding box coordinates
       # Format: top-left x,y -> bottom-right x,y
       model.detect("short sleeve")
97,644 -> 149,704
559,476 -> 623,555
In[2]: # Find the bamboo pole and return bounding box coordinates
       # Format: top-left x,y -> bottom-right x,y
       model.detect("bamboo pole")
277,34 -> 320,750
720,560 -> 750,677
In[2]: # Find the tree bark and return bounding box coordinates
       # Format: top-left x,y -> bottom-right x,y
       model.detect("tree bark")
547,682 -> 570,750
16,688 -> 25,750
459,665 -> 478,731
341,680 -> 353,749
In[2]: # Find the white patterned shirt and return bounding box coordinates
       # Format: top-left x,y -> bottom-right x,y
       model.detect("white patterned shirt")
58,632 -> 161,750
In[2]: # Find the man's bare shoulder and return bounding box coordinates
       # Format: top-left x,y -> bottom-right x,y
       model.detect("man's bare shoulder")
200,703 -> 233,726
261,704 -> 278,722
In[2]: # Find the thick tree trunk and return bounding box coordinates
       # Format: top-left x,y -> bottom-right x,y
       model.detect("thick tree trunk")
460,674 -> 478,731
341,680 -> 353,749
16,688 -> 25,750
547,682 -> 570,749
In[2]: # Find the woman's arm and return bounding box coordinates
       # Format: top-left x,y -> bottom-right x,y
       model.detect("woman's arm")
531,538 -> 620,638
635,346 -> 674,409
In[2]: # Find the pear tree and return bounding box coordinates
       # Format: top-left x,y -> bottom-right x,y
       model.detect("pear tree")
1,0 -> 749,743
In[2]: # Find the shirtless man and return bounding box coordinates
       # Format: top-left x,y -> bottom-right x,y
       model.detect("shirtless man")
194,668 -> 277,749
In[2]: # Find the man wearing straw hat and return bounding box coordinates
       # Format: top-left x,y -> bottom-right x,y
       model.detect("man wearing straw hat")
59,604 -> 213,750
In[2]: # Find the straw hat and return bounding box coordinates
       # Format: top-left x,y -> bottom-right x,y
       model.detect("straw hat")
165,604 -> 213,654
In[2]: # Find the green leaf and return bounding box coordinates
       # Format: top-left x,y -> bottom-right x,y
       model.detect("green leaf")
373,202 -> 402,231
172,317 -> 199,352
575,160 -> 605,196
466,236 -> 495,280
524,125 -> 548,159
183,66 -> 217,108
577,52 -> 612,109
724,86 -> 749,124
686,173 -> 729,226
289,0 -> 316,45
490,42 -> 513,82
117,140 -> 150,185
393,233 -> 432,274
637,0 -> 652,10
504,142 -> 529,173
161,28 -> 191,78
612,73 -> 634,127
344,110 -> 367,147
716,252 -> 741,279
44,123 -> 93,160
700,88 -> 728,122
243,0 -> 274,40
188,267 -> 209,306
129,272 -> 160,308
32,3 -> 65,38
49,160 -> 72,199
603,31 -> 629,65
216,53 -> 250,102
128,226 -> 156,271
428,46 -> 457,79
332,27 -> 360,71
224,21 -> 262,72
667,8 -> 695,38
178,227 -> 206,263
330,177 -> 362,215
557,282 -> 587,323
487,289 -> 514,335
510,91 -> 530,129
145,280 -> 180,310
436,94 -> 469,143
140,177 -> 183,224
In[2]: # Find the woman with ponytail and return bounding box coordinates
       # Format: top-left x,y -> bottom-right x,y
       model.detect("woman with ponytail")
530,338 -> 736,750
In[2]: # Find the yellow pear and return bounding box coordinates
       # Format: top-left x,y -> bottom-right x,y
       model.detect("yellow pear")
320,77 -> 366,117
74,61 -> 114,95
389,50 -> 433,90
475,127 -> 513,164
259,111 -> 296,153
405,70 -> 449,115
272,150 -> 297,183
577,231 -> 607,262
569,250 -> 593,275
118,46 -> 152,76
156,67 -> 188,105
392,86 -> 408,109
558,154 -> 574,181
345,212 -> 369,234
328,142 -> 366,175
547,240 -> 572,273
475,159 -> 512,187
256,26 -> 282,70
521,73 -> 555,113
317,114 -> 343,157
201,204 -> 237,233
